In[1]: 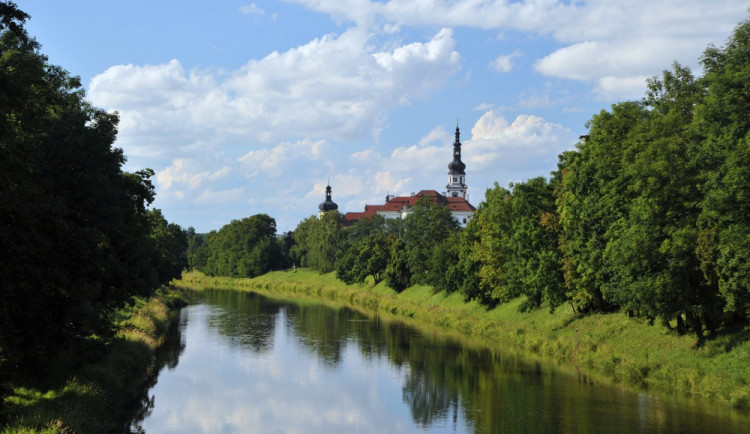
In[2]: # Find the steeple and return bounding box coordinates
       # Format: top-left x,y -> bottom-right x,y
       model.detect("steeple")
446,124 -> 467,198
318,183 -> 339,218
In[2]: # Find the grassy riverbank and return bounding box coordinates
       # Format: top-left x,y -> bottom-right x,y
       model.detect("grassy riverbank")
177,269 -> 750,411
1,289 -> 187,433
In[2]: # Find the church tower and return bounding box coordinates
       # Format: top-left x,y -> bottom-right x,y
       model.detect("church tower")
446,124 -> 467,198
318,183 -> 338,218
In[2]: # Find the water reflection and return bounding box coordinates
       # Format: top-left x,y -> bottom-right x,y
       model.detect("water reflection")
129,290 -> 750,433
127,311 -> 187,433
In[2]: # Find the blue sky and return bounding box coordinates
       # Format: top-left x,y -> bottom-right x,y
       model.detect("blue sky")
20,0 -> 749,233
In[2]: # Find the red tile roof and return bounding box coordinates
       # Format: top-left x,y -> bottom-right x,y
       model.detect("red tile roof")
343,190 -> 475,225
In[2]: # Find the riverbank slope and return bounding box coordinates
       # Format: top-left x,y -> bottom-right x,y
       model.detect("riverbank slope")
176,269 -> 750,411
1,289 -> 187,433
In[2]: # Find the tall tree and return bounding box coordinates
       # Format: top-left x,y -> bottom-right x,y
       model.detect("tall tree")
507,177 -> 566,312
469,184 -> 514,304
557,103 -> 647,313
696,18 -> 750,325
403,197 -> 459,285
0,1 -> 186,388
291,212 -> 343,273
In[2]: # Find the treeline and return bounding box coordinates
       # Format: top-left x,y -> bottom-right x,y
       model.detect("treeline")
0,1 -> 188,405
292,17 -> 750,339
187,214 -> 294,278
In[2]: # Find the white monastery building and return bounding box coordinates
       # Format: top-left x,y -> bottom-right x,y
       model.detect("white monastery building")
321,125 -> 476,227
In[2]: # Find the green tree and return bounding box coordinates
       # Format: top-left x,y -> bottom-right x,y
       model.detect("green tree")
507,177 -> 566,312
336,215 -> 394,285
695,19 -> 750,325
456,218 -> 484,304
469,184 -> 514,304
186,228 -> 209,271
428,231 -> 462,294
557,103 -> 647,313
385,238 -> 411,292
148,209 -> 189,284
203,214 -> 282,278
0,1 -> 184,390
291,212 -> 343,273
403,197 -> 459,285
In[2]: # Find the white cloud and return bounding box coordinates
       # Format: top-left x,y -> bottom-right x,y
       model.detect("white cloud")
594,75 -> 650,101
285,0 -> 747,99
490,50 -> 521,73
374,171 -> 411,195
238,139 -> 331,178
388,142 -> 446,174
240,3 -> 265,15
195,187 -> 246,205
465,110 -> 575,172
89,28 -> 461,165
156,159 -> 231,191
518,90 -> 551,108
417,126 -> 450,147
473,102 -> 494,111
306,172 -> 365,198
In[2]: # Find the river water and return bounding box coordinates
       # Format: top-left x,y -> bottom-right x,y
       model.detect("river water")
128,290 -> 749,433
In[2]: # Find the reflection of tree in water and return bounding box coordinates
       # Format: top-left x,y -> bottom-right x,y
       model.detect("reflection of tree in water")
284,303 -> 362,367
203,290 -> 281,353
284,303 -> 402,368
129,292 -> 750,434
126,309 -> 188,433
402,365 -> 457,427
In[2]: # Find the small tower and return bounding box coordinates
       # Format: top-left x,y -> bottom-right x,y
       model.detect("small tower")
446,124 -> 467,198
318,183 -> 338,218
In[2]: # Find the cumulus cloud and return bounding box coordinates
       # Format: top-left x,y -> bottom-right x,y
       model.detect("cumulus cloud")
285,0 -> 747,99
465,110 -> 575,172
89,28 -> 461,165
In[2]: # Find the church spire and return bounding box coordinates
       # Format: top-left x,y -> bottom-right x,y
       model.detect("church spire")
446,123 -> 467,198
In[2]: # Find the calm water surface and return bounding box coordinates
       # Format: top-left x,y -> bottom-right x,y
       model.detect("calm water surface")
128,290 -> 750,433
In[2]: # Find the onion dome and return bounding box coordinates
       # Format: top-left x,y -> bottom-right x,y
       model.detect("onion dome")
318,184 -> 339,212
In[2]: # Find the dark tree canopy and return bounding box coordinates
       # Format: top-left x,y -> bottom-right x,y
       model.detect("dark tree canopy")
0,1 -> 188,395
201,214 -> 283,278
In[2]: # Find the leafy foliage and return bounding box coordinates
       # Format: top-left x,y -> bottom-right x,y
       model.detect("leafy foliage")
290,211 -> 343,273
0,0 -> 187,400
402,197 -> 460,285
200,214 -> 283,278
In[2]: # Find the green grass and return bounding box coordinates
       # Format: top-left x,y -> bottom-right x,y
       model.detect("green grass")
2,288 -> 188,433
177,269 -> 750,411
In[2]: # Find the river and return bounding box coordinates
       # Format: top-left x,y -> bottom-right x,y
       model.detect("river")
127,289 -> 749,433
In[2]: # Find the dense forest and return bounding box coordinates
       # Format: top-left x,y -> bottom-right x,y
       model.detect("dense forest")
285,17 -> 750,340
0,2 -> 188,406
